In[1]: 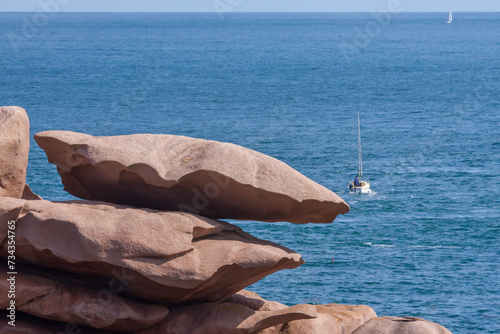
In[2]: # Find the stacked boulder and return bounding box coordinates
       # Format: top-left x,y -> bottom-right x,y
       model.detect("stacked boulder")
0,106 -> 452,333
0,106 -> 30,199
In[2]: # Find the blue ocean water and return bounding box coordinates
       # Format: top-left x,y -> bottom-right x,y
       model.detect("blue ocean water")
1,12 -> 499,333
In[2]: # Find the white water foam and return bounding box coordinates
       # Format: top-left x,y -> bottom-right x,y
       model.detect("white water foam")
364,242 -> 396,248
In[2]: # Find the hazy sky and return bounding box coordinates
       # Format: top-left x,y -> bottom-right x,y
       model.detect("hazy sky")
0,0 -> 499,12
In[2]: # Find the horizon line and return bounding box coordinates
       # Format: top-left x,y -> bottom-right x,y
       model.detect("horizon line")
0,9 -> 500,14
0,10 -> 499,13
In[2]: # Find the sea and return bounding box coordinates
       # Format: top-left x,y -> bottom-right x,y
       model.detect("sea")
0,12 -> 499,333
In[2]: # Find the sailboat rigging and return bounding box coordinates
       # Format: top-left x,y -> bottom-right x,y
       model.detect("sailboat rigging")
348,112 -> 371,193
446,11 -> 453,23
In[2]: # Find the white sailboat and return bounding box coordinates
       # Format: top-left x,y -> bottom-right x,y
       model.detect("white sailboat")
446,11 -> 453,23
348,112 -> 371,193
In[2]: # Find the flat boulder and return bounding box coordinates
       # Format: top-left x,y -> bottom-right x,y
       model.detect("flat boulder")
352,316 -> 453,334
0,106 -> 30,198
0,197 -> 303,305
34,131 -> 349,223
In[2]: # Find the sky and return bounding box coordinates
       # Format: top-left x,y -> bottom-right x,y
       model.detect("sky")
0,0 -> 499,12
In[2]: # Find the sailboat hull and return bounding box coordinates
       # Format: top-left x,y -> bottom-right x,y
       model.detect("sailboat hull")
348,181 -> 371,193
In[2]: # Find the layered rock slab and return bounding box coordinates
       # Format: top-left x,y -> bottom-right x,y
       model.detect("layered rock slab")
0,268 -> 168,331
0,106 -> 30,199
34,131 -> 349,223
0,197 -> 303,305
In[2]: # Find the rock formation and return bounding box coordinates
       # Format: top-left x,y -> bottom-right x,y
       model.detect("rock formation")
0,106 -> 30,199
34,131 -> 350,223
0,197 -> 303,305
0,106 -> 453,333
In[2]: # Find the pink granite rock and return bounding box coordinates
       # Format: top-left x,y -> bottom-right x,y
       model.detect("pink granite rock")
224,290 -> 288,312
0,268 -> 168,332
352,316 -> 453,334
0,106 -> 30,199
0,311 -> 110,334
0,197 -> 303,305
0,267 -> 55,309
271,303 -> 377,334
224,290 -> 289,334
135,302 -> 317,334
280,313 -> 341,334
21,184 -> 42,200
34,131 -> 349,223
315,303 -> 377,333
19,282 -> 169,332
227,291 -> 376,334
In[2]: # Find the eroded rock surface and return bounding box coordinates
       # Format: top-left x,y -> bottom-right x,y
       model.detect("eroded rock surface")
35,131 -> 349,223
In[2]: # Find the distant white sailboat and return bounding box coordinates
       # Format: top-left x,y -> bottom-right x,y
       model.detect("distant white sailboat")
446,11 -> 453,23
348,112 -> 371,193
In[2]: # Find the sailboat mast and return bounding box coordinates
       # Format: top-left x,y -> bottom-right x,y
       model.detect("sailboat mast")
358,112 -> 363,178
